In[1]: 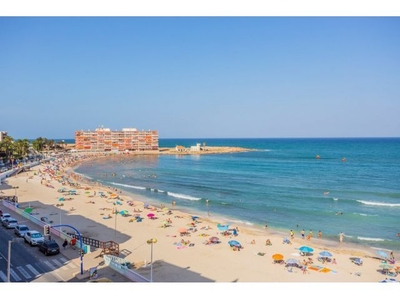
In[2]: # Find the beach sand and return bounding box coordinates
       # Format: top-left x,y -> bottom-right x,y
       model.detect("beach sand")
1,154 -> 398,289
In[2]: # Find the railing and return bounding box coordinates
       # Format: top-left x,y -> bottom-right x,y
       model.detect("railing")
103,255 -> 149,282
1,200 -> 90,253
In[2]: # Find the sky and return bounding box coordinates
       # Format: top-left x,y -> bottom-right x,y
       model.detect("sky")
1,3 -> 400,140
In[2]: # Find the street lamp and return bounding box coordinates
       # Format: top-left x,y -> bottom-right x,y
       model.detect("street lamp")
147,238 -> 157,282
7,238 -> 17,282
114,209 -> 119,241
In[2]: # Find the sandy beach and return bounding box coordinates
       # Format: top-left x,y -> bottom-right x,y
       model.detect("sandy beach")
1,153 -> 399,288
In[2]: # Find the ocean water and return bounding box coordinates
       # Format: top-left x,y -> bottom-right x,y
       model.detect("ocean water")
73,138 -> 400,252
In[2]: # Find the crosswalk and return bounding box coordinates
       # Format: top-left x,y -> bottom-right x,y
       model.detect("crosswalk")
0,257 -> 78,282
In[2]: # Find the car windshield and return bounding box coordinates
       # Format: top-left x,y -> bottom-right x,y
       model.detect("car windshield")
20,226 -> 29,230
32,233 -> 42,238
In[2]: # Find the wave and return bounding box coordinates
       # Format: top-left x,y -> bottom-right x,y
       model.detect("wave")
357,236 -> 385,242
111,182 -> 146,190
357,200 -> 400,207
167,192 -> 201,201
353,212 -> 378,217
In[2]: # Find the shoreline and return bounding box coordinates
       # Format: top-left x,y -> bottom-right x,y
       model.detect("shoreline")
1,152 -> 398,282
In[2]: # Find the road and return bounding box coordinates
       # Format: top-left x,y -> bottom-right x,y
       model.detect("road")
0,211 -> 81,282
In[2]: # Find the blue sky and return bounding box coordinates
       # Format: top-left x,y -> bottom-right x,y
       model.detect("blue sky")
1,16 -> 399,139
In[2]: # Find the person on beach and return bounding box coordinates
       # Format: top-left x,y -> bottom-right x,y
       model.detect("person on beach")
390,251 -> 395,261
290,230 -> 294,239
318,230 -> 322,239
301,229 -> 305,239
339,232 -> 344,243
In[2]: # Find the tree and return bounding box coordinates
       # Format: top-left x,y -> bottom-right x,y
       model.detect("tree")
13,139 -> 30,159
0,136 -> 15,159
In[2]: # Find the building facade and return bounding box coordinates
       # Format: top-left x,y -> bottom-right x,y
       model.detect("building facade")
74,127 -> 158,152
0,131 -> 8,142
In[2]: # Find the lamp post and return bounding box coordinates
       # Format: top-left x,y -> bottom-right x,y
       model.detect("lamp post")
7,238 -> 17,282
114,208 -> 119,241
147,238 -> 157,282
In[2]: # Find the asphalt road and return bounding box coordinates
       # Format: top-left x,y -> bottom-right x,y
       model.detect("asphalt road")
0,208 -> 81,282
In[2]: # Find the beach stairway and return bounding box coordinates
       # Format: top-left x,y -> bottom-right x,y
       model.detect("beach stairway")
67,233 -> 120,256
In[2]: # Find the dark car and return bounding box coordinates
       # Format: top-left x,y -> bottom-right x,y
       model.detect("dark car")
38,240 -> 60,256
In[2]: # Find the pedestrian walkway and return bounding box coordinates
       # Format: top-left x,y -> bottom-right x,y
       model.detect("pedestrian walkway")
0,257 -> 79,282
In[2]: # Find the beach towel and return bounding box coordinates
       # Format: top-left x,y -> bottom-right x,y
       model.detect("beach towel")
308,265 -> 322,271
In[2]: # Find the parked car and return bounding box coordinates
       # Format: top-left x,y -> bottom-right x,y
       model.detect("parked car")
24,230 -> 45,246
14,224 -> 30,237
38,239 -> 60,256
0,213 -> 12,223
2,218 -> 18,229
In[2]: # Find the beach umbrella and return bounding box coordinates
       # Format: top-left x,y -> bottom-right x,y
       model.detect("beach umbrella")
147,213 -> 155,218
209,236 -> 219,243
272,253 -> 284,261
319,251 -> 333,258
376,250 -> 389,259
380,263 -> 392,270
192,216 -> 199,221
228,240 -> 241,247
299,246 -> 314,253
217,224 -> 229,231
24,207 -> 33,213
286,258 -> 299,266
119,210 -> 128,216
85,191 -> 91,194
178,228 -> 187,233
58,197 -> 65,201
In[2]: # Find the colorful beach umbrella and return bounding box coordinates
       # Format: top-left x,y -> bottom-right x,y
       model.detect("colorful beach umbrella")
299,246 -> 314,253
228,240 -> 241,247
286,258 -> 299,266
24,207 -> 33,213
376,250 -> 389,259
272,253 -> 284,261
217,224 -> 229,231
209,236 -> 219,243
178,228 -> 187,233
319,251 -> 333,258
147,213 -> 155,218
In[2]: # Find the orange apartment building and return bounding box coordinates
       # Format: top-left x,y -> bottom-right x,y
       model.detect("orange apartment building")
74,127 -> 158,152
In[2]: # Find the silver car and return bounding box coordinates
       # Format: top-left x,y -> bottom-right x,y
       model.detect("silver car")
14,224 -> 30,237
24,230 -> 45,246
3,218 -> 18,229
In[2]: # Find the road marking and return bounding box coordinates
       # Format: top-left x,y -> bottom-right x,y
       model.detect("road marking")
0,271 -> 7,282
17,266 -> 31,279
43,260 -> 56,271
26,264 -> 40,277
10,268 -> 21,281
52,258 -> 69,270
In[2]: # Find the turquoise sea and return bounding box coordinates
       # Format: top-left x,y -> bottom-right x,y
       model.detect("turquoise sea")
72,138 -> 400,252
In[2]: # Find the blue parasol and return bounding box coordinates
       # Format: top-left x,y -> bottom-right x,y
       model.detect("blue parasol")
228,240 -> 241,247
319,251 -> 333,257
376,250 -> 389,259
299,246 -> 314,253
217,223 -> 229,231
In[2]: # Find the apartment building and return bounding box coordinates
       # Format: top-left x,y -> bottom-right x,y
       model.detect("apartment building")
0,131 -> 8,142
75,127 -> 158,152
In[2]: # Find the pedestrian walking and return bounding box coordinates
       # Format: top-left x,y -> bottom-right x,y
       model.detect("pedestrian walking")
339,232 -> 344,243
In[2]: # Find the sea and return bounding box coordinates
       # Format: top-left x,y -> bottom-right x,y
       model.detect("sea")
68,138 -> 400,253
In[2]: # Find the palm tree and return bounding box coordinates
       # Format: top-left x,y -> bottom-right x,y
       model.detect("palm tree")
0,136 -> 15,160
14,139 -> 30,159
32,137 -> 46,152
